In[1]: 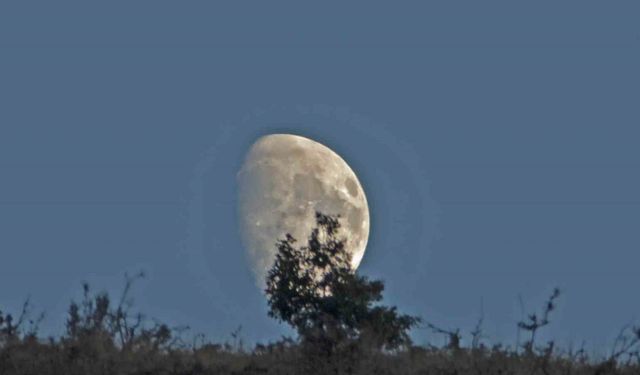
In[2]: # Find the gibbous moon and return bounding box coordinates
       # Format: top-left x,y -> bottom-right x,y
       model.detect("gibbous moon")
237,134 -> 370,287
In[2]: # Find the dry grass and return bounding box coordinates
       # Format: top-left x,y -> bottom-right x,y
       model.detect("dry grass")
1,277 -> 639,375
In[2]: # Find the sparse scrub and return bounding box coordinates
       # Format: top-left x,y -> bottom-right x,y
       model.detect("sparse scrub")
1,281 -> 640,374
2,214 -> 640,374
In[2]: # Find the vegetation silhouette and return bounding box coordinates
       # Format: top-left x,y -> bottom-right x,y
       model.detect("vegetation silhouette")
1,212 -> 640,374
265,212 -> 420,372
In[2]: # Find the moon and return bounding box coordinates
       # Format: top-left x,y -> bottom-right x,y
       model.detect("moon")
237,134 -> 370,287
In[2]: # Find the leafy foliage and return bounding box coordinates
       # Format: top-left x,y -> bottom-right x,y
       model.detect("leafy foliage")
265,212 -> 421,352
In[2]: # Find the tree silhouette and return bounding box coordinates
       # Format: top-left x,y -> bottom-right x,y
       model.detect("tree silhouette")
265,212 -> 420,353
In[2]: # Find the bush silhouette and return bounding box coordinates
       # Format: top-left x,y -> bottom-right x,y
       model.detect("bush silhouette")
265,211 -> 420,356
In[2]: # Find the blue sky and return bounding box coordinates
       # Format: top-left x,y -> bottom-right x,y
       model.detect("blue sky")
1,2 -> 639,355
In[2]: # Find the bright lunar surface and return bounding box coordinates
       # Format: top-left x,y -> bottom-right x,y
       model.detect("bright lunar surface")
237,134 -> 370,287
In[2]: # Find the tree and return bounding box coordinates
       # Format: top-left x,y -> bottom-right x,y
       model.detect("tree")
265,212 -> 420,352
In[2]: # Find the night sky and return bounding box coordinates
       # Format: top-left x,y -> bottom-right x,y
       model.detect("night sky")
1,2 -> 639,356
